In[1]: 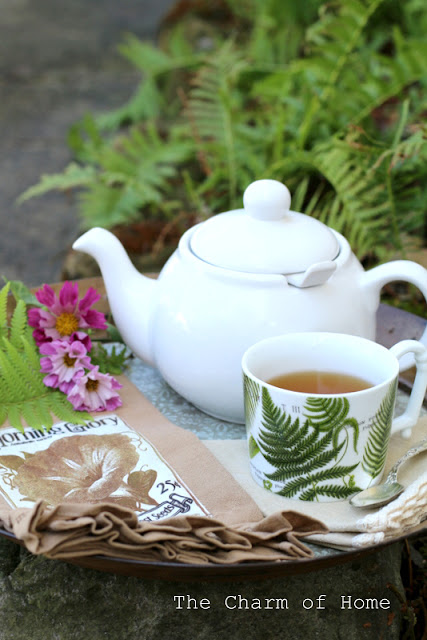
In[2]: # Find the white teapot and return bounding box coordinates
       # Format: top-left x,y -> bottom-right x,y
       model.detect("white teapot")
73,179 -> 427,423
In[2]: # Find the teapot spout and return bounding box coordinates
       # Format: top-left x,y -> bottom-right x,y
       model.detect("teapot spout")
72,227 -> 157,366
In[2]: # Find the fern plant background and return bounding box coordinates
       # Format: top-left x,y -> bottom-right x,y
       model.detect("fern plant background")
19,0 -> 427,272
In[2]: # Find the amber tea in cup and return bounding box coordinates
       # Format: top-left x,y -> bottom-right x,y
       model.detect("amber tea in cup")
242,332 -> 427,502
267,370 -> 373,394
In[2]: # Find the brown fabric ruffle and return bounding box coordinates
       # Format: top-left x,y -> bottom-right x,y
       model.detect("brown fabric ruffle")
0,501 -> 328,565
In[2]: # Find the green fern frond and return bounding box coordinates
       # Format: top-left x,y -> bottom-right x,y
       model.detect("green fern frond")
254,388 -> 361,500
305,395 -> 360,453
118,34 -> 195,77
98,78 -> 164,130
0,285 -> 91,432
297,0 -> 385,146
0,281 -> 10,340
9,300 -> 28,349
260,386 -> 295,432
248,434 -> 260,459
22,335 -> 44,372
304,397 -> 351,431
277,464 -> 359,498
73,123 -> 195,228
99,30 -> 201,130
260,426 -> 334,467
266,443 -> 344,481
18,164 -> 97,203
300,482 -> 362,501
7,280 -> 41,308
362,382 -> 397,478
186,41 -> 250,206
243,375 -> 261,428
17,0 -> 427,266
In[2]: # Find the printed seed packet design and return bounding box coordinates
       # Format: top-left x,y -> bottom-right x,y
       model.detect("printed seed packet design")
0,415 -> 209,522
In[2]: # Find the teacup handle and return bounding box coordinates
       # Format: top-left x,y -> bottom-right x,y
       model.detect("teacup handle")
389,340 -> 427,438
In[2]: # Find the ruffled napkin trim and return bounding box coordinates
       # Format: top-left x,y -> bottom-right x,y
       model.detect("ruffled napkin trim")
0,501 -> 328,565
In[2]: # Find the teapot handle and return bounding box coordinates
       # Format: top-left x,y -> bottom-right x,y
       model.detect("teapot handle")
362,260 -> 427,370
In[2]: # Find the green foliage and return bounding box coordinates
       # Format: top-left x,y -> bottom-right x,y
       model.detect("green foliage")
21,116 -> 195,230
248,435 -> 260,459
0,283 -> 91,432
304,396 -> 359,454
255,388 -> 361,501
243,375 -> 260,429
362,382 -> 397,478
19,0 -> 427,263
90,342 -> 130,376
4,279 -> 42,308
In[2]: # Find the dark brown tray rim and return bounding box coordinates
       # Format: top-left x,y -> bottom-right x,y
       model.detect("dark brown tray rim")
1,524 -> 425,582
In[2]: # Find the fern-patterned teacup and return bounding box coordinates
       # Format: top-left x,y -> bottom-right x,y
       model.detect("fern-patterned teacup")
242,332 -> 427,502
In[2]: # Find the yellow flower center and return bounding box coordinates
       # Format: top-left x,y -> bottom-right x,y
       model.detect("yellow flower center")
63,353 -> 77,367
55,312 -> 79,336
86,378 -> 99,392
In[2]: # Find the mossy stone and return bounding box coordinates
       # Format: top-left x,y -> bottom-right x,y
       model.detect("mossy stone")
0,542 -> 404,640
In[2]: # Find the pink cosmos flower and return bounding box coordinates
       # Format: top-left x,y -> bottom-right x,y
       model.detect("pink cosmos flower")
40,338 -> 92,394
28,281 -> 107,346
67,366 -> 122,412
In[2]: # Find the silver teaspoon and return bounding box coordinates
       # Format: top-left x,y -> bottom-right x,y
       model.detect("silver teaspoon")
349,435 -> 427,509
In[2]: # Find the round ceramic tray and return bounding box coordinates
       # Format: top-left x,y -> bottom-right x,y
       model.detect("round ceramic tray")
1,286 -> 425,581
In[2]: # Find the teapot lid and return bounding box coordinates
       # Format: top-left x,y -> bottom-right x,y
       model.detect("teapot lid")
190,179 -> 340,275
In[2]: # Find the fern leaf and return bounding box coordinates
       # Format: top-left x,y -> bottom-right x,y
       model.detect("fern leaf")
22,336 -> 44,372
7,280 -> 41,308
118,35 -> 179,75
0,281 -> 11,340
21,401 -> 44,430
0,291 -> 91,432
97,79 -> 164,130
296,0 -> 386,146
7,405 -> 24,432
248,435 -> 260,459
305,395 -> 360,453
0,345 -> 28,401
266,443 -> 345,481
0,406 -> 7,425
77,122 -> 194,228
244,375 -> 260,429
2,340 -> 46,398
277,464 -> 359,498
362,383 -> 397,478
18,164 -> 96,203
260,428 -> 335,467
304,397 -> 351,431
186,41 -> 249,206
300,482 -> 362,501
9,300 -> 28,350
255,389 -> 360,500
48,393 -> 91,425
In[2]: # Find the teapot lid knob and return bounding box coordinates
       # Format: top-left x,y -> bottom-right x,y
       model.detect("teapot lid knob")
243,179 -> 291,221
190,177 -> 339,275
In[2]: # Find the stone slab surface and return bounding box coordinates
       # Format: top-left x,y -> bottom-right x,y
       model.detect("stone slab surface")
0,0 -> 174,286
0,539 -> 403,640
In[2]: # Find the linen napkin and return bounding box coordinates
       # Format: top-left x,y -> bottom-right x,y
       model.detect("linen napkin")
0,503 -> 325,564
205,416 -> 427,549
0,377 -> 327,564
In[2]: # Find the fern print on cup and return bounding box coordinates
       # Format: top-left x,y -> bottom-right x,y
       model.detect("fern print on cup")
242,333 -> 427,502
